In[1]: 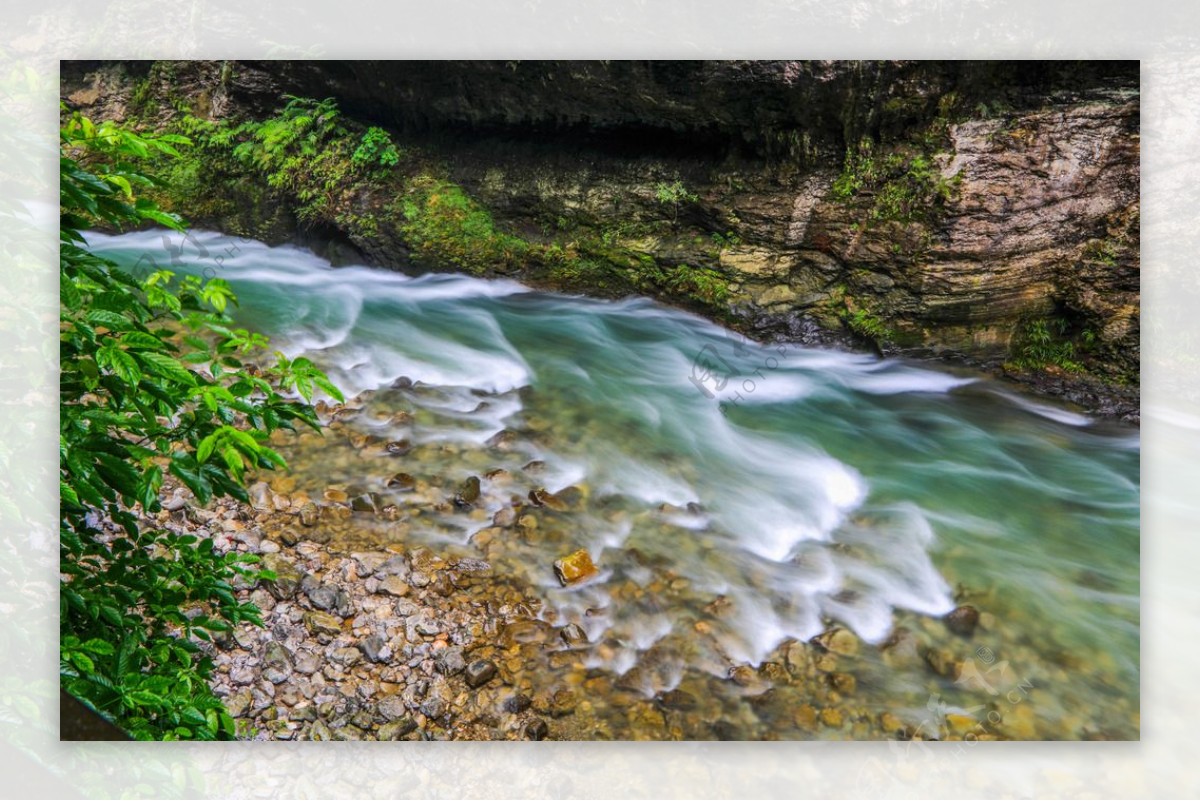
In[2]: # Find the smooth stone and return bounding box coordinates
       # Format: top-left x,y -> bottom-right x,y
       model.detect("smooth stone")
523,719 -> 549,740
944,605 -> 981,637
379,576 -> 410,597
553,550 -> 597,586
249,481 -> 273,512
225,688 -> 253,718
820,708 -> 844,728
263,555 -> 304,600
378,718 -> 417,740
385,473 -> 416,491
492,507 -> 517,528
812,627 -> 859,657
458,476 -> 481,503
560,623 -> 588,647
503,693 -> 532,714
658,689 -> 697,711
303,611 -> 343,637
464,659 -> 498,689
529,488 -> 567,511
351,493 -> 378,513
323,488 -> 348,504
330,647 -> 362,667
309,719 -> 332,741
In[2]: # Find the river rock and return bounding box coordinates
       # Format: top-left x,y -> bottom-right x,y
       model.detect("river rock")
330,647 -> 362,667
225,688 -> 253,718
323,488 -> 348,504
351,493 -> 378,513
829,672 -> 856,695
492,507 -> 517,527
378,576 -> 410,597
249,481 -> 273,512
262,641 -> 293,684
297,502 -> 320,527
658,689 -> 697,711
820,707 -> 844,728
385,472 -> 416,491
304,582 -> 339,611
812,627 -> 859,657
359,635 -> 387,663
294,649 -> 322,675
464,659 -> 498,688
944,605 -> 981,637
528,488 -> 567,511
503,693 -> 532,714
309,719 -> 332,741
263,554 -> 304,600
435,647 -> 467,676
354,551 -> 391,575
385,439 -> 411,456
553,549 -> 597,586
303,611 -> 343,637
378,718 -> 418,740
560,623 -> 588,647
523,718 -> 549,740
458,476 -> 481,503
924,647 -> 962,679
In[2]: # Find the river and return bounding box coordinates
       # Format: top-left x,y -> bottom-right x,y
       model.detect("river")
88,230 -> 1140,740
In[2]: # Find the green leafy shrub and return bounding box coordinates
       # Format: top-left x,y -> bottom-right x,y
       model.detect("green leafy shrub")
1013,318 -> 1084,372
59,110 -> 341,740
832,136 -> 961,225
654,180 -> 698,223
352,126 -> 402,171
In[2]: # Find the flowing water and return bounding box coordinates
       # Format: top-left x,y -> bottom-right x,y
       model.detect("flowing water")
90,230 -> 1140,740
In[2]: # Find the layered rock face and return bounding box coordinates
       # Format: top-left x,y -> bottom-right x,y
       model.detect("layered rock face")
61,59 -> 1139,390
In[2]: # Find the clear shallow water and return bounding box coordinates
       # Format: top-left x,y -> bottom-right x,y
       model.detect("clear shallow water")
90,230 -> 1140,739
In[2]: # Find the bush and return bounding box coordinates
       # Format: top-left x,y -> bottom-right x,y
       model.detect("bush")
59,109 -> 341,740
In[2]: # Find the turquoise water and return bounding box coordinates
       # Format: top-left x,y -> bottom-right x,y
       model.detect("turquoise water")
89,230 -> 1140,739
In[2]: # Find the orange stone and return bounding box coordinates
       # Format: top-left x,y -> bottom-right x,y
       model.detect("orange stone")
553,549 -> 597,586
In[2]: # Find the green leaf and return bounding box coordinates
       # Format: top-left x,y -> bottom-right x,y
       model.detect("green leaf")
135,351 -> 196,386
61,279 -> 82,311
119,331 -> 166,350
86,309 -> 135,331
82,639 -> 116,656
96,345 -> 142,384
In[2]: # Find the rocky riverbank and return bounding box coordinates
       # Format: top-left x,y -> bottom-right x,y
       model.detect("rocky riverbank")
134,382 -> 1136,742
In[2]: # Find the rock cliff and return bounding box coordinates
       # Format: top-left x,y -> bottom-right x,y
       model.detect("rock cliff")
61,59 -> 1140,414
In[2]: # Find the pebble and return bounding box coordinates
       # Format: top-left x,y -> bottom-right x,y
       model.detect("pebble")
379,576 -> 410,597
560,623 -> 588,647
523,719 -> 549,740
820,708 -> 844,728
435,647 -> 468,676
813,627 -> 859,657
303,611 -> 343,637
553,550 -> 597,586
944,605 -> 981,637
464,659 -> 498,689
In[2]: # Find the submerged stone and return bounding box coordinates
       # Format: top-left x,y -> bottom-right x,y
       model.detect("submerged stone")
386,472 -> 416,491
944,605 -> 980,637
553,549 -> 597,586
